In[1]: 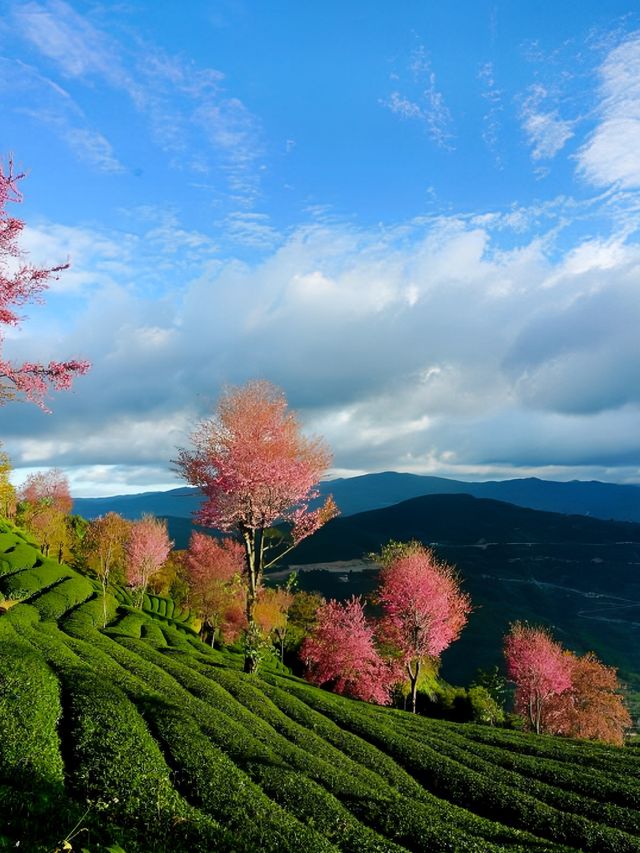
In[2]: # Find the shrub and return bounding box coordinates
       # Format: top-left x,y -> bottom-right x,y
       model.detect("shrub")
0,625 -> 64,787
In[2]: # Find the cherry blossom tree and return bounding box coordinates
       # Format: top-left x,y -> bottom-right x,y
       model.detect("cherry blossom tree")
543,652 -> 631,746
0,157 -> 89,409
175,380 -> 338,672
125,515 -> 172,608
184,531 -> 245,645
504,623 -> 572,734
301,596 -> 400,705
84,512 -> 131,626
377,542 -> 472,713
20,469 -> 73,514
19,469 -> 73,560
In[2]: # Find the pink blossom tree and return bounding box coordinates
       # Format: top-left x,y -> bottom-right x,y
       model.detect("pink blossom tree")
184,531 -> 245,645
0,157 -> 89,408
377,542 -> 472,713
125,515 -> 173,608
504,622 -> 572,734
301,596 -> 400,705
19,469 -> 73,561
175,380 -> 338,672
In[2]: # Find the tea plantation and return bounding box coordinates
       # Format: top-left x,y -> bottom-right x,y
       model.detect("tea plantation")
1,519 -> 639,852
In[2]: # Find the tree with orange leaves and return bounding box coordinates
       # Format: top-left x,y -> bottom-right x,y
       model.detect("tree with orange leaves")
255,586 -> 294,659
84,512 -> 131,626
544,652 -> 631,746
175,380 -> 337,672
0,445 -> 16,519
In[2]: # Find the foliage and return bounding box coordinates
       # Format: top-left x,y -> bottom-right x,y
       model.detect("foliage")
287,589 -> 324,639
175,380 -> 337,671
0,156 -> 89,408
255,585 -> 294,657
84,513 -> 130,586
376,542 -> 472,712
0,444 -> 16,518
301,595 -> 400,704
18,469 -> 73,561
471,665 -> 509,709
125,515 -> 172,607
416,681 -> 505,725
84,512 -> 131,626
544,651 -> 632,746
184,531 -> 245,644
504,622 -> 572,734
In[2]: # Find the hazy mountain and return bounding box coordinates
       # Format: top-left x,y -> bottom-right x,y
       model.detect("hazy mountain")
73,471 -> 640,523
73,487 -> 204,521
314,472 -> 640,522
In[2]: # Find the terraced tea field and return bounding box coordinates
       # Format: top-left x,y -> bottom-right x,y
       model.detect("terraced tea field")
1,519 -> 639,852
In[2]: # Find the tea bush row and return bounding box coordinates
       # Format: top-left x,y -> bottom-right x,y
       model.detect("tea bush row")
67,610 -> 411,851
273,676 -> 639,853
386,710 -> 640,811
165,656 -> 551,851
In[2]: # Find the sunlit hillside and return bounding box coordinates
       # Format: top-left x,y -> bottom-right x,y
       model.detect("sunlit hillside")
1,520 -> 640,852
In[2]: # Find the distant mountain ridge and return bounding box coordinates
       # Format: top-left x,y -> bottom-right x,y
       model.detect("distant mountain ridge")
289,492 -> 640,563
73,471 -> 640,523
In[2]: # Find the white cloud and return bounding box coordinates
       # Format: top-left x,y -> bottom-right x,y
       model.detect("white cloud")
0,58 -> 125,173
578,32 -> 640,188
11,0 -> 264,203
520,84 -> 574,162
13,0 -> 121,81
3,204 -> 640,489
63,127 -> 124,173
478,61 -> 503,162
382,45 -> 454,149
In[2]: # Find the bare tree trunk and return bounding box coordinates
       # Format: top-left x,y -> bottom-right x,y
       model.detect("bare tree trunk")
243,527 -> 262,674
409,659 -> 421,714
244,589 -> 259,673
101,576 -> 108,628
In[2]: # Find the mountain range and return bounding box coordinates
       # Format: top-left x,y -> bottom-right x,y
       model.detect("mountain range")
73,471 -> 640,523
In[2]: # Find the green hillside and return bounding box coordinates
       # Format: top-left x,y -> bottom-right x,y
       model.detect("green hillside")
1,520 -> 640,853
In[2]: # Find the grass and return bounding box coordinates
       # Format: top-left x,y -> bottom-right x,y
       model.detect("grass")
0,518 -> 639,852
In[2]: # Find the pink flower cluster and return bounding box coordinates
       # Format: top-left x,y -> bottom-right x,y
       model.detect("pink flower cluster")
1,157 -> 90,409
302,596 -> 401,705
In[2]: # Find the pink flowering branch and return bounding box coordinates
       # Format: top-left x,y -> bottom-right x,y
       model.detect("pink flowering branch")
0,155 -> 90,409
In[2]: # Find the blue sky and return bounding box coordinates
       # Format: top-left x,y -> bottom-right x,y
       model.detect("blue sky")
2,1 -> 640,496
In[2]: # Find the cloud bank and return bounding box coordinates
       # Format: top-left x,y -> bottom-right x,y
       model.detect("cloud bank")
3,201 -> 640,495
